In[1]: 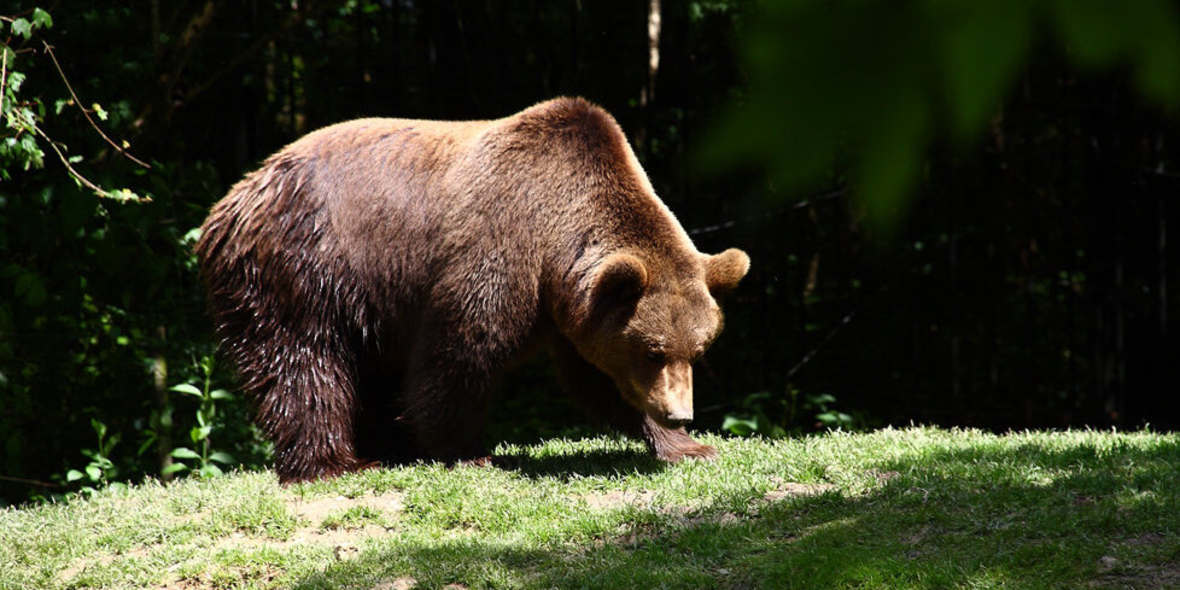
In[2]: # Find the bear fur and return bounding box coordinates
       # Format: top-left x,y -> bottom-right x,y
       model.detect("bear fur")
196,97 -> 749,483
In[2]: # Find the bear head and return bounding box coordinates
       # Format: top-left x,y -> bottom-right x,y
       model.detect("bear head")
575,247 -> 749,428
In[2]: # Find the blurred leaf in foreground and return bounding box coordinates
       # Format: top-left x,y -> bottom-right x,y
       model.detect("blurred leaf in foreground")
705,0 -> 1180,233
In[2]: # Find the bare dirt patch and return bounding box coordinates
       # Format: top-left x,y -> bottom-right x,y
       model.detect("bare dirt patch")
1091,534 -> 1180,589
209,490 -> 406,554
286,490 -> 405,525
579,489 -> 656,510
764,476 -> 837,501
374,577 -> 419,590
1092,563 -> 1180,590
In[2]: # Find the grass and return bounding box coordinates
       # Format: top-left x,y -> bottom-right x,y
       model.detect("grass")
2,427 -> 1179,589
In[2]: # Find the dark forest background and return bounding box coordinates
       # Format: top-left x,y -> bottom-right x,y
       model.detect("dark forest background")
2,0 -> 1178,505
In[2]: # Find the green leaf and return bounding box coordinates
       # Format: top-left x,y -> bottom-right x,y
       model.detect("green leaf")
169,383 -> 203,397
13,271 -> 46,307
856,82 -> 929,234
31,8 -> 53,30
85,465 -> 102,481
11,18 -> 32,40
90,418 -> 106,439
722,416 -> 758,437
937,1 -> 1031,139
65,469 -> 84,482
170,447 -> 200,460
104,188 -> 148,202
1126,0 -> 1180,103
91,103 -> 108,121
1050,0 -> 1123,67
809,393 -> 837,406
198,463 -> 224,478
209,451 -> 234,465
210,389 -> 233,400
136,436 -> 156,457
817,411 -> 853,428
191,424 -> 212,443
161,462 -> 189,475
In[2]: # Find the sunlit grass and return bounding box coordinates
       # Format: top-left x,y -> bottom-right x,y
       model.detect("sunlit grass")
1,427 -> 1177,589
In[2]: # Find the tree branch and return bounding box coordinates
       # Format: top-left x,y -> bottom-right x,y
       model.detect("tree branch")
0,474 -> 60,488
34,125 -> 149,202
42,40 -> 151,169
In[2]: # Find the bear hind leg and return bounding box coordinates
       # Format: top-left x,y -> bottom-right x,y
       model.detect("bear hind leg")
240,337 -> 373,483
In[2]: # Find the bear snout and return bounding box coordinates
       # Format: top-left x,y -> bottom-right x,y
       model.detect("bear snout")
647,361 -> 694,428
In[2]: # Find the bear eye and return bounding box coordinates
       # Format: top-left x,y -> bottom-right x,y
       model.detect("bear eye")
644,349 -> 666,364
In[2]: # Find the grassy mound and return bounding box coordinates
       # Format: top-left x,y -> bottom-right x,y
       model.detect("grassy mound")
2,428 -> 1178,589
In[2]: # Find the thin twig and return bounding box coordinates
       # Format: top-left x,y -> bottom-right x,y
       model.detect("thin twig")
0,474 -> 60,488
688,187 -> 847,236
41,40 -> 150,169
33,124 -> 150,202
1,41 -> 8,114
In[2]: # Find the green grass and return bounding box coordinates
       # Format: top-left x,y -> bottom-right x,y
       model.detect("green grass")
2,428 -> 1179,589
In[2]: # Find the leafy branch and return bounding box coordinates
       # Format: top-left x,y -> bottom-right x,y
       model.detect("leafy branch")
1,7 -> 149,202
40,39 -> 150,169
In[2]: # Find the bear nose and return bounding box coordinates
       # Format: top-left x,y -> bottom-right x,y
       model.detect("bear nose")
665,409 -> 694,427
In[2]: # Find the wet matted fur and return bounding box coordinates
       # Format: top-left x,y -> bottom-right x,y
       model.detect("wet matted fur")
197,97 -> 749,483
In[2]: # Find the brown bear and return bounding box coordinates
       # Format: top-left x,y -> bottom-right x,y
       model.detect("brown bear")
196,97 -> 749,483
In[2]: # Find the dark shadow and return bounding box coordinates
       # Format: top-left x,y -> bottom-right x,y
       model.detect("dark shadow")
492,445 -> 665,481
358,435 -> 665,481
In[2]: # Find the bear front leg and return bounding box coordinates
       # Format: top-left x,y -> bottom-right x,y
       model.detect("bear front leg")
552,335 -> 644,430
395,276 -> 540,465
397,335 -> 500,465
551,337 -> 717,462
397,362 -> 495,465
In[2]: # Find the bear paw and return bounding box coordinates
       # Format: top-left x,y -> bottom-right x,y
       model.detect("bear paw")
456,455 -> 494,468
657,442 -> 718,462
682,443 -> 719,460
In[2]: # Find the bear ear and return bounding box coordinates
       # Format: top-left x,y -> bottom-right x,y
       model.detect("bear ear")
705,248 -> 750,296
591,253 -> 649,310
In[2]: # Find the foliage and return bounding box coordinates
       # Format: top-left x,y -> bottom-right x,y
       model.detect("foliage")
163,356 -> 237,479
1,8 -> 53,174
2,429 -> 1178,589
61,418 -> 127,498
1,7 -> 145,201
0,4 -> 256,505
708,0 -> 1180,230
722,389 -> 856,438
320,505 -> 387,531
